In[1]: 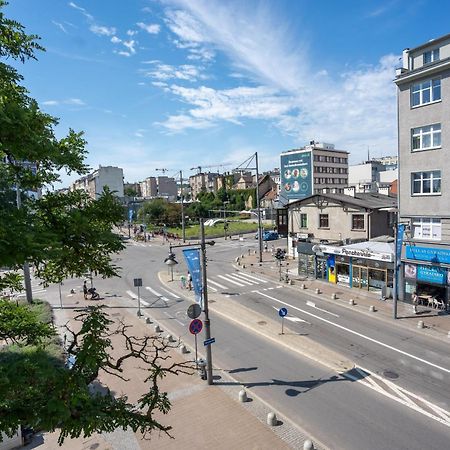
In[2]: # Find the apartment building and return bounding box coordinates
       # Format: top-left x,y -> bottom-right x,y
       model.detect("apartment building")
348,159 -> 398,194
140,177 -> 158,198
71,165 -> 124,199
395,33 -> 450,308
280,141 -> 349,205
189,172 -> 220,200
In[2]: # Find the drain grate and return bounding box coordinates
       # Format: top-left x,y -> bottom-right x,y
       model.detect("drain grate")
257,321 -> 267,326
383,370 -> 399,379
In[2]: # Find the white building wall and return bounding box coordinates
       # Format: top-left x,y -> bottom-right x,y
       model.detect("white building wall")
94,166 -> 124,198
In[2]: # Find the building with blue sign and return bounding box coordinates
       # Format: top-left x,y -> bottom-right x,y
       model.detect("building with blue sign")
395,33 -> 450,310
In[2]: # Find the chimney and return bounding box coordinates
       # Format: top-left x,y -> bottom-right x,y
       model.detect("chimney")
402,48 -> 410,70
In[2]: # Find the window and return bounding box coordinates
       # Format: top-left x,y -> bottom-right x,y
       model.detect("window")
412,123 -> 441,150
352,214 -> 365,230
423,49 -> 439,65
412,217 -> 441,240
412,171 -> 441,195
319,214 -> 329,228
411,78 -> 441,107
300,213 -> 307,228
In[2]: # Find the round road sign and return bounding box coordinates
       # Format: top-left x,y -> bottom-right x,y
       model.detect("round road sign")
278,307 -> 288,317
189,318 -> 203,335
187,304 -> 202,319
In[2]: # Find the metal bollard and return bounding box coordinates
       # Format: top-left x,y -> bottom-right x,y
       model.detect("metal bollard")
197,358 -> 207,380
349,298 -> 355,305
331,293 -> 337,300
179,344 -> 188,354
369,305 -> 376,312
448,331 -> 450,339
315,288 -> 321,294
166,334 -> 175,343
238,390 -> 248,403
417,320 -> 424,329
266,412 -> 277,426
154,324 -> 162,333
146,317 -> 152,324
301,283 -> 306,289
303,439 -> 315,450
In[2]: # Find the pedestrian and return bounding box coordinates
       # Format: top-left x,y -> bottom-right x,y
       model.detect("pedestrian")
412,291 -> 418,314
187,272 -> 192,291
180,275 -> 186,289
83,281 -> 88,300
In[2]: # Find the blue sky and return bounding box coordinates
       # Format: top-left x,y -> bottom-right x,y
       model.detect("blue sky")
6,0 -> 450,186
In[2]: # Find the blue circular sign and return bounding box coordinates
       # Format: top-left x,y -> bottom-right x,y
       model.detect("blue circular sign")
278,307 -> 288,317
189,318 -> 203,335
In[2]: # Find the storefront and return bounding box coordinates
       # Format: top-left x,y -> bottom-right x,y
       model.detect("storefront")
319,241 -> 395,294
402,245 -> 450,308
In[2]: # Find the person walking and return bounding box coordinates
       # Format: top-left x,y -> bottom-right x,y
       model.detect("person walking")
412,291 -> 418,314
83,281 -> 88,300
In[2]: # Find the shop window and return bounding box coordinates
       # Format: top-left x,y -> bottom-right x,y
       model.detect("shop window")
319,214 -> 329,228
300,213 -> 307,228
352,214 -> 365,230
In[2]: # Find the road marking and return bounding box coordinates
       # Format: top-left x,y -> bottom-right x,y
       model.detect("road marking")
271,305 -> 308,323
236,272 -> 268,283
208,279 -> 227,289
218,274 -> 245,287
126,290 -> 137,299
208,286 -> 218,292
160,287 -> 180,299
306,300 -> 339,317
163,311 -> 184,326
231,273 -> 259,284
255,290 -> 450,375
145,286 -> 170,301
227,274 -> 253,285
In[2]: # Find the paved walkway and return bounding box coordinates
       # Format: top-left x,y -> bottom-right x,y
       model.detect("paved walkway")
239,249 -> 450,341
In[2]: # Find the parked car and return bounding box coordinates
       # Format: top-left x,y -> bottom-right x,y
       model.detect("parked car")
255,231 -> 279,241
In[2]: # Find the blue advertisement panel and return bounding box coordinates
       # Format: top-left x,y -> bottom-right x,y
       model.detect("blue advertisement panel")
128,209 -> 133,222
405,246 -> 450,264
417,265 -> 447,285
280,151 -> 312,201
182,249 -> 203,306
396,224 -> 404,268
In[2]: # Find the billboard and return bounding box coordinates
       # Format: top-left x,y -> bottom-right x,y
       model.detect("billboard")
280,150 -> 312,202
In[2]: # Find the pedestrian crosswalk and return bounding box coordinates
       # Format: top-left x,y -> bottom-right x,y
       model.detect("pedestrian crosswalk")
16,277 -> 46,299
209,271 -> 270,290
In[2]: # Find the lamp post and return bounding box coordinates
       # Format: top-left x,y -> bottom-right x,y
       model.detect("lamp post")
164,252 -> 178,282
166,218 -> 215,385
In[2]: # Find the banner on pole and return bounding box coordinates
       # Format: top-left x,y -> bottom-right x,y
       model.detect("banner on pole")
182,248 -> 203,306
396,224 -> 405,267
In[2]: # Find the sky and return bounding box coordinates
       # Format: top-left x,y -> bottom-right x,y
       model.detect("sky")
5,0 -> 450,187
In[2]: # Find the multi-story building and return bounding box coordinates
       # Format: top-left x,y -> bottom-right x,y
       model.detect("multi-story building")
156,176 -> 177,199
280,141 -> 349,206
189,172 -> 220,200
348,159 -> 398,194
71,165 -> 124,199
395,33 -> 450,309
140,177 -> 158,198
123,182 -> 141,197
372,155 -> 398,171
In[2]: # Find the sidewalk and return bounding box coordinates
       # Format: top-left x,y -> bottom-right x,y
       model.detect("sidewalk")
238,250 -> 450,341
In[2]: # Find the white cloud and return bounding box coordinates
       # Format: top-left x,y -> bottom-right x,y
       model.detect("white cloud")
90,24 -> 116,36
127,29 -> 138,36
134,132 -> 144,138
137,22 -> 161,34
68,2 -> 93,20
116,50 -> 131,57
123,40 -> 137,54
155,114 -> 214,133
66,98 -> 86,106
52,20 -> 68,34
143,62 -> 204,82
42,100 -> 59,106
111,36 -> 122,44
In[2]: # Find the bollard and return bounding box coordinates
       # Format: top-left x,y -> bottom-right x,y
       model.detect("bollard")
166,334 -> 175,343
254,250 -> 257,255
154,324 -> 162,333
179,344 -> 188,354
301,283 -> 306,289
235,257 -> 240,263
146,317 -> 152,324
303,439 -> 315,450
241,254 -> 245,259
238,390 -> 248,403
243,264 -> 246,269
331,293 -> 337,300
266,412 -> 277,426
315,288 -> 321,294
417,320 -> 424,329
349,298 -> 355,305
369,305 -> 376,312
448,331 -> 450,339
288,279 -> 293,285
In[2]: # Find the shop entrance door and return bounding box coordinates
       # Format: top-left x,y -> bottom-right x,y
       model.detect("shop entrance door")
316,258 -> 327,280
353,265 -> 369,290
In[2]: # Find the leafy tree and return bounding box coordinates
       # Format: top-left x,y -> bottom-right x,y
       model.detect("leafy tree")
137,198 -> 167,224
124,186 -> 138,197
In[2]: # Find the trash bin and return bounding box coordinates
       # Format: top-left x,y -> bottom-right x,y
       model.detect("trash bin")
197,358 -> 207,380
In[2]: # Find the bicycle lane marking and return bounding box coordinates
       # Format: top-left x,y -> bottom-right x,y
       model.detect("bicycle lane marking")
255,290 -> 450,375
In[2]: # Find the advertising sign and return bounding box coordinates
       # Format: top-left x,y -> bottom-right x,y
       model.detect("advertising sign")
417,265 -> 447,285
280,150 -> 312,201
182,249 -> 203,306
327,254 -> 336,283
396,224 -> 405,267
128,209 -> 133,222
321,245 -> 393,262
406,246 -> 450,264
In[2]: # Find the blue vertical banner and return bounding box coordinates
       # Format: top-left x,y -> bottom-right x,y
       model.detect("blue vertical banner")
182,248 -> 203,306
128,209 -> 133,222
396,224 -> 405,267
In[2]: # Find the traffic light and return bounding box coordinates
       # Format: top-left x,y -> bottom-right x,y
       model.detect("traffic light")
274,248 -> 286,260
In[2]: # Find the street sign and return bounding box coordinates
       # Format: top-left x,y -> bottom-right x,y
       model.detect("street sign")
187,303 -> 202,319
204,337 -> 215,346
278,307 -> 288,317
189,318 -> 203,335
133,278 -> 142,287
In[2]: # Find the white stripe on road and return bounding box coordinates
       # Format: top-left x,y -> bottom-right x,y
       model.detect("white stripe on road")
228,274 -> 253,285
271,305 -> 309,323
126,290 -> 149,306
218,274 -> 245,287
256,290 -> 450,375
160,287 -> 180,299
208,279 -> 227,289
208,285 -> 218,292
145,286 -> 170,301
306,300 -> 339,318
235,272 -> 268,283
231,273 -> 259,284
163,311 -> 184,326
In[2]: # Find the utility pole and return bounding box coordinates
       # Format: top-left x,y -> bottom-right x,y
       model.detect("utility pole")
16,179 -> 33,303
180,170 -> 186,242
255,152 -> 263,263
200,218 -> 213,385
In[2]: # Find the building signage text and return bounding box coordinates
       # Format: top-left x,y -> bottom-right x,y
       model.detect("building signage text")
321,245 -> 393,262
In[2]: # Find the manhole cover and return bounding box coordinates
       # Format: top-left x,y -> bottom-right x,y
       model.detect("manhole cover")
257,321 -> 267,326
383,370 -> 399,379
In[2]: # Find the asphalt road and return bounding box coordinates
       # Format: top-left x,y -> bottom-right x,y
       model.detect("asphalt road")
39,235 -> 450,449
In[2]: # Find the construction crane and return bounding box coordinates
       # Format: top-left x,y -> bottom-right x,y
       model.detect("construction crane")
190,163 -> 232,174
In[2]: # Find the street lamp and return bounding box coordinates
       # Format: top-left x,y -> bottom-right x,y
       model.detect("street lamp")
164,252 -> 178,282
166,218 -> 215,385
